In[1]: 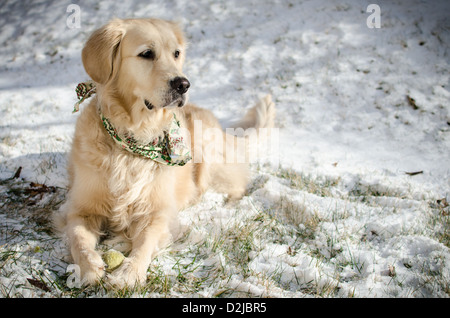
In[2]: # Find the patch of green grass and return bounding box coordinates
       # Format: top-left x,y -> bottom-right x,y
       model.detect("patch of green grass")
428,198 -> 450,247
275,167 -> 340,197
347,178 -> 407,201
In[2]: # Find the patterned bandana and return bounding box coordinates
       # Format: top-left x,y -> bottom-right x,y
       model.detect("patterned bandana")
73,80 -> 96,113
73,81 -> 192,166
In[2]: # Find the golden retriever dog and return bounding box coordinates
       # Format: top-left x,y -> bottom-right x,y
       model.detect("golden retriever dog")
54,18 -> 275,288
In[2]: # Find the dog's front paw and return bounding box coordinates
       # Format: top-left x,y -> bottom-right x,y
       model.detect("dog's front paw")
77,249 -> 106,285
82,267 -> 106,286
106,257 -> 147,289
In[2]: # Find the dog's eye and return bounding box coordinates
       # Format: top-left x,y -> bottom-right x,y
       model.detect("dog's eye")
174,50 -> 180,59
139,49 -> 155,60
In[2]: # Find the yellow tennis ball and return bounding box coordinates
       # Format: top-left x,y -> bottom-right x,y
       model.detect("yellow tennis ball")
102,249 -> 125,272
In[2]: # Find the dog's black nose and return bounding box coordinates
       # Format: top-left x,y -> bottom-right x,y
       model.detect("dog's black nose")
170,77 -> 190,95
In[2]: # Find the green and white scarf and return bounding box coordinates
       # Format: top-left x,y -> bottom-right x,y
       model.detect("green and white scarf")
73,81 -> 96,113
73,81 -> 192,166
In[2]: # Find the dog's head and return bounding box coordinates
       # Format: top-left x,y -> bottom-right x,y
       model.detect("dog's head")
82,18 -> 189,116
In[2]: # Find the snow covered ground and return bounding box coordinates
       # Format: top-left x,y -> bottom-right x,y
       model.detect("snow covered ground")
0,0 -> 449,297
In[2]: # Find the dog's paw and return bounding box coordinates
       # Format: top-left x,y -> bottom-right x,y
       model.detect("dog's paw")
82,267 -> 106,286
78,250 -> 106,285
106,257 -> 147,289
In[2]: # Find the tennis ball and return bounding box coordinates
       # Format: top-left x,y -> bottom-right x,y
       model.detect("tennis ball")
102,249 -> 125,272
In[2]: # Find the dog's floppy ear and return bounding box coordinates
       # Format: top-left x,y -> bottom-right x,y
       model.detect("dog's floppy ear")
82,19 -> 126,84
168,21 -> 186,47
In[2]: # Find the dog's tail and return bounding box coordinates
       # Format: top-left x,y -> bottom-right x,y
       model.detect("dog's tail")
232,94 -> 276,131
223,94 -> 276,165
211,95 -> 276,200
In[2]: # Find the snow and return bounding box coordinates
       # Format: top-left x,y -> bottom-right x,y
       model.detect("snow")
0,0 -> 449,297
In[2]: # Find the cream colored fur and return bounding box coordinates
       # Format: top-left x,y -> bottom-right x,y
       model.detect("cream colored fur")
54,18 -> 275,288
